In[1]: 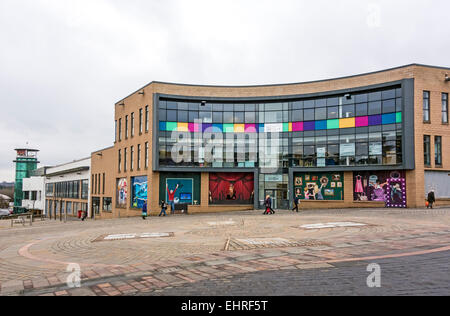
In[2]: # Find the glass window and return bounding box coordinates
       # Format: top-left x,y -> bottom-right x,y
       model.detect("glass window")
245,104 -> 256,111
167,101 -> 177,109
315,99 -> 327,107
368,91 -> 382,102
189,111 -> 199,122
424,135 -> 431,166
159,100 -> 167,109
167,110 -> 176,122
368,101 -> 382,115
355,103 -> 368,116
234,112 -> 245,123
292,101 -> 303,110
178,110 -> 188,122
304,109 -> 315,121
223,112 -> 234,123
177,102 -> 189,110
103,198 -> 112,212
292,110 -> 303,122
423,91 -> 430,122
315,107 -> 327,120
245,112 -> 255,123
340,105 -> 355,118
304,100 -> 315,109
327,97 -> 339,106
435,136 -> 442,166
213,112 -> 223,123
327,107 -> 339,119
200,111 -> 212,123
356,143 -> 368,156
382,89 -> 396,100
442,93 -> 448,124
382,99 -> 396,113
265,111 -> 282,123
355,93 -> 368,103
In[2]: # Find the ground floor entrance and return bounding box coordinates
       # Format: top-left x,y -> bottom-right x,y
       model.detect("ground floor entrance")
264,189 -> 289,210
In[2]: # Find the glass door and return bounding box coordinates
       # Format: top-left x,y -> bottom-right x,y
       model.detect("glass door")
264,189 -> 288,210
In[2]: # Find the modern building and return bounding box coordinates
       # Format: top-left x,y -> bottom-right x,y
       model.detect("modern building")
13,148 -> 39,213
21,167 -> 49,214
90,64 -> 450,218
44,158 -> 91,219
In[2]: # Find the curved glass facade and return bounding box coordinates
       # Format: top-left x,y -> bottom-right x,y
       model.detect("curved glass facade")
157,85 -> 403,169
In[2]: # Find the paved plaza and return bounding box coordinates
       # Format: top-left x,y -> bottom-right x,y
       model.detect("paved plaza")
0,208 -> 449,296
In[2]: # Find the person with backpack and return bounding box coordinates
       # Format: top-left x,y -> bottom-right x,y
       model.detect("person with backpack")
159,200 -> 167,217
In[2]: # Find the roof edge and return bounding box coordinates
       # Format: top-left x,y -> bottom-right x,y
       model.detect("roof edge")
115,63 -> 450,104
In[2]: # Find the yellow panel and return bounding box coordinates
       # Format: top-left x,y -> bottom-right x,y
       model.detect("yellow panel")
339,118 -> 355,129
177,123 -> 189,132
289,122 -> 293,132
234,124 -> 245,133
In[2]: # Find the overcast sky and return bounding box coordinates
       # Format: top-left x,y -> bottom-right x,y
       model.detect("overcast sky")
0,0 -> 449,181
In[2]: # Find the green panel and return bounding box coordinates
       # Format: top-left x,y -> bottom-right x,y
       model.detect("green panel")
166,122 -> 178,132
159,172 -> 202,205
396,112 -> 402,123
327,119 -> 340,130
223,124 -> 235,133
294,172 -> 344,201
283,123 -> 289,132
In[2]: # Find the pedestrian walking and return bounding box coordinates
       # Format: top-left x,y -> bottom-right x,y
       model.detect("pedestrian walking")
292,195 -> 300,213
142,201 -> 148,220
427,190 -> 436,209
263,195 -> 275,215
159,200 -> 167,217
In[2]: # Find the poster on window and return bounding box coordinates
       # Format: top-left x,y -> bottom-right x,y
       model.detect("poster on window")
353,171 -> 406,202
386,178 -> 407,208
116,178 -> 127,208
369,142 -> 383,156
131,176 -> 148,209
209,173 -> 254,205
340,143 -> 355,157
166,179 -> 194,205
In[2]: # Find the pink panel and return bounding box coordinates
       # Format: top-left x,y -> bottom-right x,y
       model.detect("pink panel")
245,124 -> 257,133
292,122 -> 304,132
355,116 -> 369,127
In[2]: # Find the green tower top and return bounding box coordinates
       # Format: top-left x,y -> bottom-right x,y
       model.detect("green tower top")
13,148 -> 40,213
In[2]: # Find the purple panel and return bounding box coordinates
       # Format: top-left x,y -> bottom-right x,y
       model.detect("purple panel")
304,121 -> 316,131
368,115 -> 382,126
202,123 -> 212,132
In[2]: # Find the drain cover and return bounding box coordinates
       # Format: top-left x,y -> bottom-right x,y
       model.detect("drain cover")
225,237 -> 328,251
93,232 -> 174,242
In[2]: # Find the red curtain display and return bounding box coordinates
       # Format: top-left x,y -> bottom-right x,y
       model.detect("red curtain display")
209,173 -> 254,205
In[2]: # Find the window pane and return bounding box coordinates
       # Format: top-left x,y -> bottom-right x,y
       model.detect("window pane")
315,107 -> 327,120
327,107 -> 339,119
368,101 -> 382,115
355,103 -> 368,116
304,109 -> 315,121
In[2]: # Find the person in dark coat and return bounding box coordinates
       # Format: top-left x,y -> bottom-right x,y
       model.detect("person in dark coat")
427,190 -> 436,209
142,201 -> 148,220
292,195 -> 300,213
263,195 -> 275,215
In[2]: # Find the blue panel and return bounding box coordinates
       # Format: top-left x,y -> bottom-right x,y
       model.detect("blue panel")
382,113 -> 396,125
315,120 -> 327,130
159,121 -> 167,131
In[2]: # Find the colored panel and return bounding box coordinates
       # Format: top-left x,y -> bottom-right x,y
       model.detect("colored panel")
188,123 -> 198,132
211,124 -> 223,133
166,122 -> 178,132
258,124 -> 264,133
234,124 -> 245,133
327,119 -> 339,130
292,122 -> 303,132
265,123 -> 283,132
202,123 -> 212,132
177,122 -> 189,132
304,121 -> 315,131
159,121 -> 167,131
355,116 -> 369,127
368,115 -> 382,126
339,118 -> 355,129
283,123 -> 289,132
396,112 -> 402,123
382,113 -> 397,125
289,122 -> 293,132
223,124 -> 235,133
315,120 -> 327,130
245,124 -> 257,133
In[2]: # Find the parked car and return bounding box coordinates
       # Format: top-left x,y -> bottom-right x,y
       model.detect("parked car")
0,209 -> 12,218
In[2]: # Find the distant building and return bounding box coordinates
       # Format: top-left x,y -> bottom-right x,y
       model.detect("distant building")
13,148 -> 39,213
